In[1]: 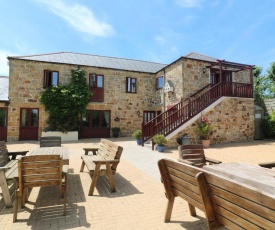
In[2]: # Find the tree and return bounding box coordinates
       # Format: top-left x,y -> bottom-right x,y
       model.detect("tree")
254,63 -> 275,105
39,69 -> 92,132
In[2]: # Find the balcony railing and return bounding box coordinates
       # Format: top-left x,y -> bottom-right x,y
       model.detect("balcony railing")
141,82 -> 253,145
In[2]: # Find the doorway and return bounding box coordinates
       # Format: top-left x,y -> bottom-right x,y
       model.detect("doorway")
0,108 -> 7,141
80,110 -> 110,138
19,108 -> 39,140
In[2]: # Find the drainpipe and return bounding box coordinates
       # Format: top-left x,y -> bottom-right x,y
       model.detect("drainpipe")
250,66 -> 254,97
219,61 -> 223,96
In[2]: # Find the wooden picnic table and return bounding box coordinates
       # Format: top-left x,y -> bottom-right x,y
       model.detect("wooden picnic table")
28,147 -> 69,165
203,162 -> 275,196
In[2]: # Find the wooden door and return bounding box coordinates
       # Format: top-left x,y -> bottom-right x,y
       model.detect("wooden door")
19,108 -> 39,140
80,110 -> 110,138
0,108 -> 7,141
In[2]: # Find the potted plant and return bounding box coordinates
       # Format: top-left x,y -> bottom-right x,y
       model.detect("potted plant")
111,127 -> 120,138
194,116 -> 212,148
132,130 -> 142,145
153,134 -> 167,152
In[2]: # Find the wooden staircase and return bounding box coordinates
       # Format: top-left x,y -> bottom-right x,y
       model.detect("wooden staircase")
141,82 -> 253,147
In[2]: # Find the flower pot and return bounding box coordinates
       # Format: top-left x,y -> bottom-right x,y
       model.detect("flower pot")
201,139 -> 210,148
136,139 -> 142,145
156,145 -> 165,152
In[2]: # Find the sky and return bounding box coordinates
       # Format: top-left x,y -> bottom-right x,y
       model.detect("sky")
0,0 -> 275,75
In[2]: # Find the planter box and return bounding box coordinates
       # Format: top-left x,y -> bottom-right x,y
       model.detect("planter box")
41,131 -> 78,142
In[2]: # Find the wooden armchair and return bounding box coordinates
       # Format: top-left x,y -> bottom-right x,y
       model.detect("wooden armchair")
13,155 -> 68,222
178,144 -> 221,168
40,136 -> 61,147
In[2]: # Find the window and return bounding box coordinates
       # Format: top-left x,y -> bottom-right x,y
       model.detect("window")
156,76 -> 164,89
43,70 -> 59,88
89,74 -> 104,102
126,77 -> 136,93
89,74 -> 103,88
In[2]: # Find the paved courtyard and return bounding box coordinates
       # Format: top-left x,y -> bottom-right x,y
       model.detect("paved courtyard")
0,138 -> 275,229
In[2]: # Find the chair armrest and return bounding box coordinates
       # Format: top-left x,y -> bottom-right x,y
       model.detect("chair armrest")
178,158 -> 195,165
0,167 -> 10,172
259,161 -> 275,169
62,165 -> 69,174
205,157 -> 222,164
83,148 -> 99,155
8,151 -> 28,160
93,159 -> 120,164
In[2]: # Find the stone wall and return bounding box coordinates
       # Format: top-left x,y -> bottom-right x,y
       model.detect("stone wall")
168,97 -> 255,147
8,59 -> 158,140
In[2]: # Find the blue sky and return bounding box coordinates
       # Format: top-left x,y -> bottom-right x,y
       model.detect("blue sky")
0,0 -> 275,75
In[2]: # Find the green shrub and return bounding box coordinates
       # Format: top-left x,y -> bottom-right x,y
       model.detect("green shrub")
153,134 -> 167,146
132,130 -> 142,139
39,69 -> 91,132
262,113 -> 275,138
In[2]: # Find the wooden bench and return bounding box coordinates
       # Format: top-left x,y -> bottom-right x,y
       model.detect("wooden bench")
40,136 -> 61,147
0,141 -> 28,207
158,159 -> 275,229
178,144 -> 221,167
80,139 -> 123,196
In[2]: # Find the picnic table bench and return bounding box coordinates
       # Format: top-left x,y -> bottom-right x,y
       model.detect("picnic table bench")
80,139 -> 123,196
178,144 -> 221,167
40,136 -> 61,147
0,141 -> 28,207
158,159 -> 275,229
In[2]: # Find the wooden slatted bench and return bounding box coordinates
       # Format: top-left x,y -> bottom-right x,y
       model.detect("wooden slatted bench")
80,139 -> 123,196
0,141 -> 28,207
158,159 -> 275,229
178,144 -> 221,167
40,136 -> 61,147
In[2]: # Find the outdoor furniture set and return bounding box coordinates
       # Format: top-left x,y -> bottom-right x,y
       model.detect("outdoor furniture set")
2,138 -> 275,227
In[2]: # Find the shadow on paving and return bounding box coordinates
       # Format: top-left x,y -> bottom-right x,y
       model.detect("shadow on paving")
84,173 -> 143,197
14,181 -> 90,229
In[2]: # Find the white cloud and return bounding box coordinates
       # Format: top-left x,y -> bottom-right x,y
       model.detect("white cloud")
35,0 -> 115,37
176,0 -> 206,8
154,36 -> 166,45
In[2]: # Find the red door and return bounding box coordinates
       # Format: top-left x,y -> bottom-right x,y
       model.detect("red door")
0,108 -> 7,141
19,108 -> 39,140
80,110 -> 110,138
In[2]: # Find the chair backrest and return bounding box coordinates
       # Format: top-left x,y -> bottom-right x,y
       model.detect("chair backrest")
18,155 -> 63,194
178,144 -> 205,167
40,136 -> 61,147
158,159 -> 209,214
98,139 -> 123,171
0,141 -> 10,167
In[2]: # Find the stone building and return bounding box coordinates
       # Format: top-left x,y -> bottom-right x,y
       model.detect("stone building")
3,52 -> 254,146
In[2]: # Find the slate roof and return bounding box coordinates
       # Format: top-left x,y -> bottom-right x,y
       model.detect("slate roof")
8,52 -> 167,73
184,52 -> 218,62
0,76 -> 9,101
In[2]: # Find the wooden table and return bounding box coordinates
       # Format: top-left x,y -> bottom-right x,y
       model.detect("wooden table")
204,162 -> 275,196
29,147 -> 69,165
